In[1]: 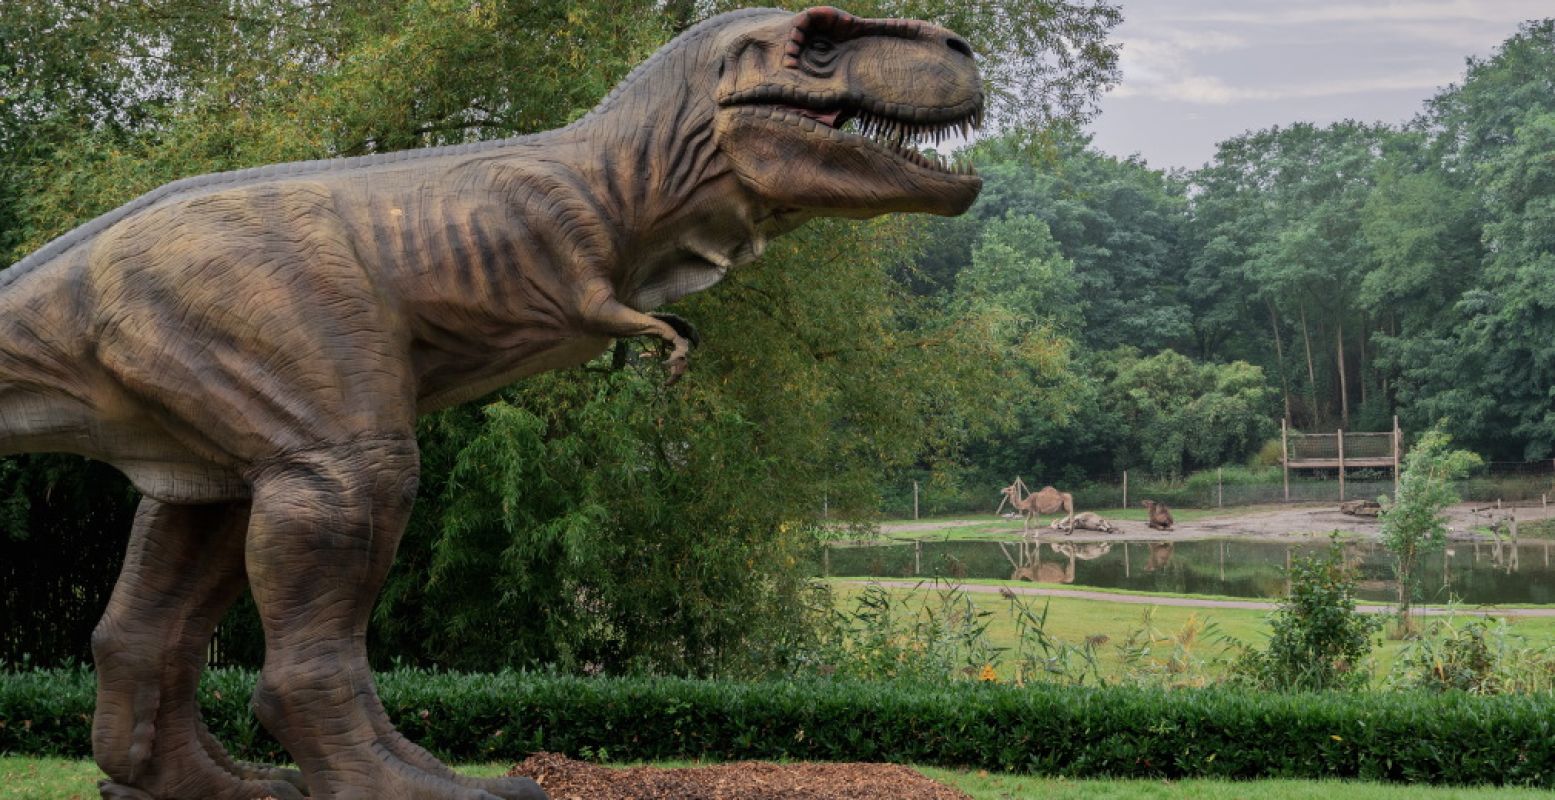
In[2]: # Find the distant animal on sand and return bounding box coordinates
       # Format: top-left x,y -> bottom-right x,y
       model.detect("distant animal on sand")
1142,499 -> 1174,530
1000,480 -> 1075,534
1050,512 -> 1119,534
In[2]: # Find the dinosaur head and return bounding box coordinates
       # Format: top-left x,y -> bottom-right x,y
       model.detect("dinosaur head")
715,6 -> 984,218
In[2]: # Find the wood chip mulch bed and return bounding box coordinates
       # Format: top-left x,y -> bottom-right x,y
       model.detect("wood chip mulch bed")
508,752 -> 973,800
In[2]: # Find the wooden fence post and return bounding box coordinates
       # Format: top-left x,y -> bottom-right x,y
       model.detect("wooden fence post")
1217,468 -> 1224,508
1337,428 -> 1346,502
1281,418 -> 1290,502
1399,417 -> 1411,498
1122,470 -> 1129,509
913,480 -> 919,521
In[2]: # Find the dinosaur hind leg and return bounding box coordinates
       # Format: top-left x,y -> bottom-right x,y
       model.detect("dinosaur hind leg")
245,438 -> 544,800
93,498 -> 307,800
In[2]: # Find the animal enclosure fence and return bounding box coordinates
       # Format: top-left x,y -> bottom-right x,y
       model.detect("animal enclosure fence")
1280,417 -> 1401,502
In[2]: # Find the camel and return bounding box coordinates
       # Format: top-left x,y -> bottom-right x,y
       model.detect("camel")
1050,512 -> 1119,534
1142,498 -> 1174,530
998,479 -> 1075,535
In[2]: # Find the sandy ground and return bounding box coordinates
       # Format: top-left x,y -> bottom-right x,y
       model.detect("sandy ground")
881,502 -> 1555,545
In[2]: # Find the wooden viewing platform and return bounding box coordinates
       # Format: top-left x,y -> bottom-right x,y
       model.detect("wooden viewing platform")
1280,416 -> 1401,501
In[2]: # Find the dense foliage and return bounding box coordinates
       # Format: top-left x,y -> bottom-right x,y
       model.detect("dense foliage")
11,668 -> 1555,786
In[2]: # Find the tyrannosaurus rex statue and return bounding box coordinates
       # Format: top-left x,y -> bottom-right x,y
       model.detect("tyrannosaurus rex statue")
0,6 -> 983,799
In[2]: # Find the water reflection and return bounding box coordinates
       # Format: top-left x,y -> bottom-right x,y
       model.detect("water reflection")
825,535 -> 1555,605
1002,540 -> 1114,583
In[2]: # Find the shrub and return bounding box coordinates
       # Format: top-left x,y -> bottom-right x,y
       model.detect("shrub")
1232,534 -> 1383,691
806,581 -> 1005,683
11,669 -> 1555,786
1389,615 -> 1555,695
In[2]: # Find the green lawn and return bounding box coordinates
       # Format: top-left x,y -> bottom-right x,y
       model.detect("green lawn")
824,579 -> 1555,683
5,757 -> 1549,800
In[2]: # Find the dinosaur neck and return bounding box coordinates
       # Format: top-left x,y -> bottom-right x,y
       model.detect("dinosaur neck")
552,51 -> 786,311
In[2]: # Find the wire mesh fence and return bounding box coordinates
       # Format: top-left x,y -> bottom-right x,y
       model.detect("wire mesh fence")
1288,431 -> 1395,461
885,462 -> 1555,518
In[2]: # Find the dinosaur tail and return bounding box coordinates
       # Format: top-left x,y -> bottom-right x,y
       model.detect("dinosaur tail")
0,262 -> 88,458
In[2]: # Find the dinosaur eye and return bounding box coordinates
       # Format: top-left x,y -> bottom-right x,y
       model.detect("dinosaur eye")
802,37 -> 839,72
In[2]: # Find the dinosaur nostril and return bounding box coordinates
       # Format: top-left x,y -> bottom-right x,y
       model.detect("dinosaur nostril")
946,36 -> 973,58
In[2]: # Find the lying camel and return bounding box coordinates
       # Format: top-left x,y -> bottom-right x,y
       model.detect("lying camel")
1142,499 -> 1174,530
1049,512 -> 1119,534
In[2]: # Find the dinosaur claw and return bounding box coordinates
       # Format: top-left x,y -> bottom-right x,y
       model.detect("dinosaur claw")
664,351 -> 690,385
651,312 -> 701,350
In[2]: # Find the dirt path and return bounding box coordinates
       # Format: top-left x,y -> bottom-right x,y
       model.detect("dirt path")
848,578 -> 1555,617
881,502 -> 1554,544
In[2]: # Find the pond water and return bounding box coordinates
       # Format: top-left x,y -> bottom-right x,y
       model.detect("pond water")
823,537 -> 1555,605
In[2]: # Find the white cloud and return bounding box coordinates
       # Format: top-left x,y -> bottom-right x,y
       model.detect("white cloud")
1167,0 -> 1550,26
1086,0 -> 1544,167
1113,71 -> 1462,104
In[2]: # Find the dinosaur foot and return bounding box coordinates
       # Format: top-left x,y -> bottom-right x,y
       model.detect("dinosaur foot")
364,740 -> 547,800
266,741 -> 543,800
97,769 -> 306,800
359,700 -> 542,800
218,755 -> 310,795
99,782 -> 153,800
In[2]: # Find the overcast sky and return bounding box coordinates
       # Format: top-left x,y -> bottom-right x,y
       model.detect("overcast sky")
1084,0 -> 1550,171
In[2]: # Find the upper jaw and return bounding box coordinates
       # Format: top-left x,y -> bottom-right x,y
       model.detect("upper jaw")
721,86 -> 985,177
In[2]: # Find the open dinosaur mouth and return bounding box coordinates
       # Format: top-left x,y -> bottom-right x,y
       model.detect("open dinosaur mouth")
727,94 -> 984,177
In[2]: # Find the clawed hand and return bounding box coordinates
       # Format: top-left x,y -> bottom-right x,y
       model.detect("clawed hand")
651,312 -> 699,385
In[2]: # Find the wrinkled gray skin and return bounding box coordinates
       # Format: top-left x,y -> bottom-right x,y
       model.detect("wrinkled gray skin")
0,7 -> 981,799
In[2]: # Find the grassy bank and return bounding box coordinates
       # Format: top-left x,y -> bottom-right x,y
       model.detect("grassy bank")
6,757 -> 1549,800
824,580 -> 1555,682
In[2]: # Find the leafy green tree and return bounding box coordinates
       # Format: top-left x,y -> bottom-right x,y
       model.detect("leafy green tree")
956,213 -> 1079,327
953,133 -> 1193,353
1380,428 -> 1482,618
1376,21 -> 1555,460
1189,122 -> 1392,430
1103,349 -> 1277,478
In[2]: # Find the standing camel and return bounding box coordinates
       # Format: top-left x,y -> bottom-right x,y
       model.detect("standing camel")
999,479 -> 1075,535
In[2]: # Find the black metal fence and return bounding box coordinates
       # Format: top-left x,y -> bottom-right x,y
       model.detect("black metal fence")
1,457 -> 137,669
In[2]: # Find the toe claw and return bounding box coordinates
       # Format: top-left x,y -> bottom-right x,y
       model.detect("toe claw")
99,782 -> 154,800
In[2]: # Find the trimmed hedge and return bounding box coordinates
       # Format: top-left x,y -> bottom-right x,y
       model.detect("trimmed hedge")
5,669 -> 1555,786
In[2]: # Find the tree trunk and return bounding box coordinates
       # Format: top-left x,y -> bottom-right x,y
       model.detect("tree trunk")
1267,300 -> 1293,424
1300,303 -> 1320,427
1359,312 -> 1368,409
1336,313 -> 1349,428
